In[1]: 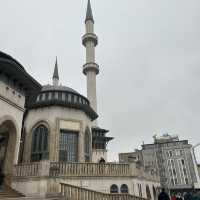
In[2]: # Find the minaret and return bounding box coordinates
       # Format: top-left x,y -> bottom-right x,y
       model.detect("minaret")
53,57 -> 59,86
82,0 -> 99,125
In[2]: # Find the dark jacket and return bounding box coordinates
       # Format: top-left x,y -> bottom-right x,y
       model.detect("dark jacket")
158,191 -> 170,200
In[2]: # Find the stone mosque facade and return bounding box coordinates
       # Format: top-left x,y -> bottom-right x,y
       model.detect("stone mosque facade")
0,1 -> 160,199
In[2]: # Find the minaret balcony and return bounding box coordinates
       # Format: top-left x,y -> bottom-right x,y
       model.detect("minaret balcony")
83,62 -> 99,75
82,33 -> 98,47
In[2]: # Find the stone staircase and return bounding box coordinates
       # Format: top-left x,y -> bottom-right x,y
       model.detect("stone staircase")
0,184 -> 25,199
0,198 -> 62,200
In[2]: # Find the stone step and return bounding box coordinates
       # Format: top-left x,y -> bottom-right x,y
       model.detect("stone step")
0,185 -> 25,198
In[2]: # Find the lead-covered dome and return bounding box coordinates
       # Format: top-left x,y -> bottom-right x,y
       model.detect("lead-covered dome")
29,84 -> 98,121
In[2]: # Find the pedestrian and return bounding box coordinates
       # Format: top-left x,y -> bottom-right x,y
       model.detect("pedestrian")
184,192 -> 193,200
176,193 -> 183,200
171,193 -> 177,200
158,188 -> 170,200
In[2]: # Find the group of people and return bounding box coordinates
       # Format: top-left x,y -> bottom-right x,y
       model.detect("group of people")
158,188 -> 200,200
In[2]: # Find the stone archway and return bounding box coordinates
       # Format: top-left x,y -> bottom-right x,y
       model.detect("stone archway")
0,117 -> 18,183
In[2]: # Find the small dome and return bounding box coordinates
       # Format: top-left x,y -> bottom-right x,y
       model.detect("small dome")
42,84 -> 79,94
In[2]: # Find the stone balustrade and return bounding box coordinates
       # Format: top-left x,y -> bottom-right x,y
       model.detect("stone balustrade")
14,162 -> 41,177
13,161 -> 159,182
60,183 -> 143,200
49,162 -> 130,177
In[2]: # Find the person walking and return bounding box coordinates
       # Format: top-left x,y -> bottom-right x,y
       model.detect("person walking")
158,188 -> 170,200
176,193 -> 183,200
171,193 -> 177,200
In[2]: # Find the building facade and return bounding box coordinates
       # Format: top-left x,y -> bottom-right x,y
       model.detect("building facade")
0,0 -> 160,199
120,134 -> 200,192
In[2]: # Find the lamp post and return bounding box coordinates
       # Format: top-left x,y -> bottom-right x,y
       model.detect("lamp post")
191,143 -> 200,189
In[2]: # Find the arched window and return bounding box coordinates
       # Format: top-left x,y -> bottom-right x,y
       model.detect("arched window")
31,125 -> 49,162
120,184 -> 129,194
146,185 -> 151,199
84,128 -> 90,162
110,184 -> 119,194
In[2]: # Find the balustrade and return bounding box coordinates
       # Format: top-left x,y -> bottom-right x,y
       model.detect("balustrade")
14,162 -> 40,177
13,161 -> 158,182
49,162 -> 130,177
60,183 -> 143,200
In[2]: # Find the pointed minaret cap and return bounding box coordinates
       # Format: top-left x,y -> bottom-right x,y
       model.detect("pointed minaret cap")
85,0 -> 94,23
53,57 -> 59,79
53,57 -> 59,86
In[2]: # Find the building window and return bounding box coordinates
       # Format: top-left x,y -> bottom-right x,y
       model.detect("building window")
169,151 -> 173,157
171,159 -> 175,167
52,92 -> 55,100
67,94 -> 72,102
138,184 -> 142,197
39,94 -> 42,101
71,95 -> 74,103
171,179 -> 174,186
146,185 -> 151,199
45,93 -> 49,100
58,92 -> 62,100
185,178 -> 189,184
49,92 -> 52,100
183,168 -> 187,176
31,125 -> 49,162
55,92 -> 58,99
59,130 -> 78,162
84,128 -> 90,162
181,159 -> 185,165
110,184 -> 119,194
62,93 -> 65,101
121,184 -> 129,194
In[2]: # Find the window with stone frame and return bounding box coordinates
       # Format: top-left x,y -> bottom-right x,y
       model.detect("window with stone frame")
121,184 -> 129,194
31,124 -> 49,162
59,129 -> 78,162
110,184 -> 119,194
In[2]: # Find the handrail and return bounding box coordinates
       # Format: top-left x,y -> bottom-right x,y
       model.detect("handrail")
60,183 -> 145,200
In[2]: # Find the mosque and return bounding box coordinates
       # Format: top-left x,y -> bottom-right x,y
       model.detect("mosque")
0,0 -> 160,199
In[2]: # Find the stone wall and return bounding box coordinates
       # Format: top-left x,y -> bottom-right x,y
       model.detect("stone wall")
23,106 -> 93,163
12,176 -> 160,198
0,78 -> 25,176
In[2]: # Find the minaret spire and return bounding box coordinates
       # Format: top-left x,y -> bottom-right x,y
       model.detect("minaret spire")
85,0 -> 94,23
53,57 -> 59,86
82,0 -> 99,126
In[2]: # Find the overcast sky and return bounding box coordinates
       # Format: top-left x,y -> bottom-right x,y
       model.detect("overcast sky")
1,0 -> 200,161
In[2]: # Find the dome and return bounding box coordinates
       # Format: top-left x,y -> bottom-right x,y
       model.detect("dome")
41,84 -> 79,94
28,84 -> 98,121
0,51 -> 25,71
